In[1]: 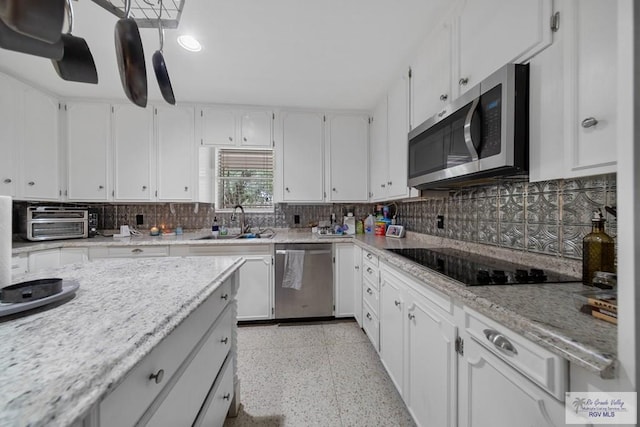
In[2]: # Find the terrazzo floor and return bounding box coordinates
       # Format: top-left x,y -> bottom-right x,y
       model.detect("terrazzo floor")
223,320 -> 416,427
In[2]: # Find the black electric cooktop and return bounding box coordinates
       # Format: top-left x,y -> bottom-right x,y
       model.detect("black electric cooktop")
385,247 -> 580,286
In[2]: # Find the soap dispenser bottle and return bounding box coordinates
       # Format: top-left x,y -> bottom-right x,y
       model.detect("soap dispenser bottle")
212,216 -> 219,237
582,209 -> 615,285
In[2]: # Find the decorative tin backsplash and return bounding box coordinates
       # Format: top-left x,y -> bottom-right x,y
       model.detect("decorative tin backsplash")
12,174 -> 616,261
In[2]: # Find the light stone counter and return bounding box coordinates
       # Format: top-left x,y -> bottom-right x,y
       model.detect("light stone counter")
0,256 -> 244,427
10,229 -> 618,378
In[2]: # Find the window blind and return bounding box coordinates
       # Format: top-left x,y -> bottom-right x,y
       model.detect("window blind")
217,148 -> 274,210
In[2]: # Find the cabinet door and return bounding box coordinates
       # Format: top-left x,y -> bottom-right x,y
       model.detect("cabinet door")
201,107 -> 236,146
113,105 -> 154,201
327,114 -> 368,202
59,247 -> 88,265
21,88 -> 60,201
353,245 -> 363,327
379,271 -> 405,395
456,0 -> 552,96
458,337 -> 566,427
28,249 -> 60,273
369,98 -> 388,201
334,243 -> 355,317
411,22 -> 452,128
280,111 -> 324,202
66,102 -> 110,201
565,0 -> 617,175
156,106 -> 195,201
386,74 -> 412,200
405,292 -> 457,427
237,255 -> 272,321
240,110 -> 272,147
0,73 -> 18,197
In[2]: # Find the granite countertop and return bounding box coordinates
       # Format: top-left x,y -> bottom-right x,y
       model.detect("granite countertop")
10,229 -> 618,379
0,256 -> 244,427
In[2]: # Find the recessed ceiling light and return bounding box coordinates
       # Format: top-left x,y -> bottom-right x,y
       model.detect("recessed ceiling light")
177,35 -> 202,52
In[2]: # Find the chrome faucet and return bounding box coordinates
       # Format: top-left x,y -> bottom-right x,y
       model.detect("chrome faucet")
231,204 -> 250,234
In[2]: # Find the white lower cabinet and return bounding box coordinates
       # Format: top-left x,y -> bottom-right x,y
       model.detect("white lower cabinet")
193,354 -> 235,427
379,262 -> 457,427
100,276 -> 236,427
353,245 -> 363,327
334,243 -> 355,317
11,254 -> 28,277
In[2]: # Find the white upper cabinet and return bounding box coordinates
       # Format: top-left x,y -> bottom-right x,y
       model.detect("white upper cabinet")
65,102 -> 111,201
20,87 -> 61,201
156,106 -> 195,201
113,104 -> 155,201
369,97 -> 387,201
240,110 -> 273,147
529,0 -> 618,181
278,110 -> 325,203
201,107 -> 273,148
455,0 -> 553,97
0,73 -> 18,197
326,114 -> 369,202
411,21 -> 453,128
201,107 -> 236,146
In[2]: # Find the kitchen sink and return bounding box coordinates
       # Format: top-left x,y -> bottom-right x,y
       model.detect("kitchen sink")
192,232 -> 275,240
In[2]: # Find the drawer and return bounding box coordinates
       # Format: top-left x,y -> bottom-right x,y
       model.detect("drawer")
193,355 -> 235,427
362,300 -> 379,351
99,245 -> 169,258
143,305 -> 234,426
362,262 -> 379,289
100,278 -> 232,427
464,307 -> 567,400
362,249 -> 379,267
362,281 -> 379,317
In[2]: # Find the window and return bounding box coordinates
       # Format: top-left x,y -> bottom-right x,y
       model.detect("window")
216,148 -> 274,210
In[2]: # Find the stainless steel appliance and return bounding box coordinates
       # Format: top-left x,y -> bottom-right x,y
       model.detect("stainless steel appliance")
386,247 -> 579,285
23,206 -> 88,241
275,243 -> 333,319
408,63 -> 529,189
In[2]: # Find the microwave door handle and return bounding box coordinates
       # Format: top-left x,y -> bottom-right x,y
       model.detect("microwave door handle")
463,97 -> 480,161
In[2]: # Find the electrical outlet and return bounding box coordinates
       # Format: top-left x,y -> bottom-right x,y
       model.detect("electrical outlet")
294,214 -> 300,225
136,214 -> 144,225
437,215 -> 444,229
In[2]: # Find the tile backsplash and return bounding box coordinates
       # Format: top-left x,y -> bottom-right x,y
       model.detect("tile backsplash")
12,173 -> 616,260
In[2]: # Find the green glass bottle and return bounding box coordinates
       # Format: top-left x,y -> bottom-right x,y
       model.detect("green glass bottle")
582,210 -> 615,285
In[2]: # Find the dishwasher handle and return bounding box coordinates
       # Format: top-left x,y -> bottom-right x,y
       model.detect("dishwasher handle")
276,249 -> 331,255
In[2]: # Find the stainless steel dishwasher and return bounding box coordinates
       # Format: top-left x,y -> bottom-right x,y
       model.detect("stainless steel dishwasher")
275,243 -> 333,319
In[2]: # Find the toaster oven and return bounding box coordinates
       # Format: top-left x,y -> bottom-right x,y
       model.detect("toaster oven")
24,206 -> 88,241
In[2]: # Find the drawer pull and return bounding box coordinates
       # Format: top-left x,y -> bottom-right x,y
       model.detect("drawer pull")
221,293 -> 229,300
408,313 -> 415,320
3,178 -> 11,184
366,267 -> 373,274
223,393 -> 231,400
366,253 -> 373,260
221,337 -> 229,344
354,265 -> 360,270
394,300 -> 401,307
131,248 -> 143,253
366,312 -> 372,320
149,369 -> 164,384
366,287 -> 373,295
483,329 -> 518,356
581,117 -> 598,128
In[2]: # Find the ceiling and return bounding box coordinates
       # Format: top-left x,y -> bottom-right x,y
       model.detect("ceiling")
0,0 -> 450,110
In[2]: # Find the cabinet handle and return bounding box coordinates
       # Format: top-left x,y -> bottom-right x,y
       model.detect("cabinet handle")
366,267 -> 373,274
285,187 -> 290,192
366,312 -> 372,320
149,369 -> 164,384
28,181 -> 35,186
98,185 -> 104,190
440,94 -> 448,101
366,253 -> 373,260
354,265 -> 360,270
408,313 -> 415,320
438,110 -> 447,118
387,181 -> 392,186
221,337 -> 229,344
142,185 -> 147,191
184,186 -> 188,191
366,287 -> 373,295
243,137 -> 247,142
394,300 -> 401,307
381,184 -> 386,188
223,393 -> 231,400
228,136 -> 233,142
483,329 -> 518,355
3,178 -> 11,184
581,117 -> 599,128
221,293 -> 229,300
332,187 -> 336,192
459,77 -> 469,86
132,248 -> 143,253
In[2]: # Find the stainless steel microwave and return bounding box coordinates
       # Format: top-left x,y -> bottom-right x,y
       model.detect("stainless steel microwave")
408,63 -> 529,189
